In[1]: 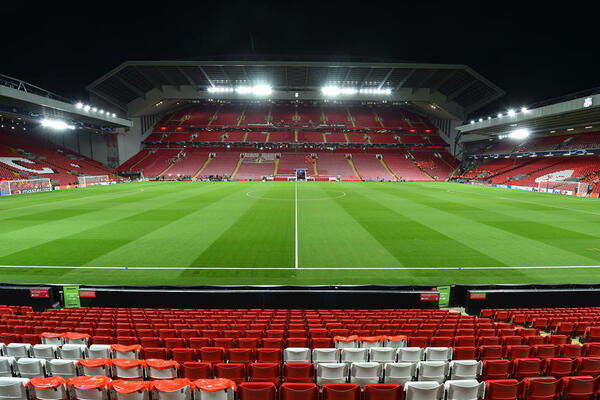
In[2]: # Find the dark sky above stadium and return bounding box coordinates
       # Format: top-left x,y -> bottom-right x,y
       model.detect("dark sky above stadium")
2,1 -> 597,118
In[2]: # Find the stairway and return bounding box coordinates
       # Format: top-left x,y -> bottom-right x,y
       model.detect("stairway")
347,158 -> 361,180
192,156 -> 213,180
379,158 -> 397,180
273,158 -> 280,176
230,157 -> 244,179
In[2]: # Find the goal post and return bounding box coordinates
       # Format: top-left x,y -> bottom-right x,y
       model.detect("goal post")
78,175 -> 110,187
537,180 -> 589,196
0,178 -> 52,196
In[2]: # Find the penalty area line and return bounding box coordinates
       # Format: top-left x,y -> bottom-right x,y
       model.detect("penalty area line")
2,265 -> 600,271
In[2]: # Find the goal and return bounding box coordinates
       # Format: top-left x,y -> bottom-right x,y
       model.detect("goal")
537,180 -> 589,197
78,175 -> 110,187
0,178 -> 52,196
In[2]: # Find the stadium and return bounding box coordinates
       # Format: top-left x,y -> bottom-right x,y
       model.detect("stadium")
1,3 -> 600,399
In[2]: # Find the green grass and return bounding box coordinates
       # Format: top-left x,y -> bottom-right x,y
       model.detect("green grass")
1,181 -> 600,285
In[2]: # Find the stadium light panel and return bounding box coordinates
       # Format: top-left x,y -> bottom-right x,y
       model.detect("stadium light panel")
41,118 -> 75,130
112,113 -> 116,117
92,107 -> 97,112
234,85 -> 272,96
83,105 -> 90,112
521,106 -> 529,113
508,128 -> 530,139
507,109 -> 516,117
75,102 -> 83,109
497,113 -> 503,118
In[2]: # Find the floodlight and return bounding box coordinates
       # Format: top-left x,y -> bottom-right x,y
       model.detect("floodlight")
507,109 -> 516,117
470,120 -> 475,124
84,105 -> 91,112
112,113 -> 116,117
479,118 -> 483,122
521,106 -> 528,113
75,102 -> 83,109
41,118 -> 75,130
497,113 -> 502,118
322,86 -> 341,96
92,107 -> 97,112
508,128 -> 530,139
99,110 -> 104,114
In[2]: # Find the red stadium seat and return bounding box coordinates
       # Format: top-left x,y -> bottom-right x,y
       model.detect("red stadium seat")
505,345 -> 531,359
546,358 -> 576,378
322,384 -> 361,400
189,338 -> 212,349
214,362 -> 247,385
171,348 -> 196,363
283,363 -> 315,383
519,377 -> 559,400
182,362 -> 212,380
453,347 -> 477,360
513,358 -> 545,379
249,363 -> 281,384
363,384 -> 402,400
484,379 -> 519,400
479,345 -> 503,360
143,347 -> 167,359
576,357 -> 600,377
256,349 -> 283,363
238,382 -> 277,400
228,348 -> 254,364
279,383 -> 319,400
560,376 -> 598,400
482,359 -> 512,380
199,347 -> 226,363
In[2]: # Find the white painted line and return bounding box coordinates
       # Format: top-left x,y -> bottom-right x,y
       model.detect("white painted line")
2,265 -> 600,271
295,180 -> 298,269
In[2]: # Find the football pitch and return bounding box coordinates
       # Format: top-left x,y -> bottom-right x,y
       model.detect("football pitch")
1,181 -> 600,286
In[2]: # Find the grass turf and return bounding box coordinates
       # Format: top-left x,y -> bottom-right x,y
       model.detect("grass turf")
1,181 -> 600,286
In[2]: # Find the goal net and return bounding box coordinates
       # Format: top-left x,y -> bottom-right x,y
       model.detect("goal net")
0,178 -> 52,196
78,175 -> 110,187
537,180 -> 589,197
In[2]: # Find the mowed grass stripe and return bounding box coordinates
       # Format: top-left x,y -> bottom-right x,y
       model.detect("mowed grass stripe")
298,183 -> 403,267
188,183 -> 295,267
0,182 -> 233,266
393,183 -> 600,265
87,183 -> 262,268
331,183 -> 505,267
374,183 -> 600,266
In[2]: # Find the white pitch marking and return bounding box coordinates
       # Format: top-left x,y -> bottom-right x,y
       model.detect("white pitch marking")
295,180 -> 298,269
3,265 -> 600,271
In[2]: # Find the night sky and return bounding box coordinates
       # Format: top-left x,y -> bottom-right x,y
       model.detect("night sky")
2,1 -> 597,119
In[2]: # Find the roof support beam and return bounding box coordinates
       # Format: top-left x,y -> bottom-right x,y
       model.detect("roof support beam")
176,66 -> 198,87
220,66 -> 233,85
446,79 -> 478,102
154,67 -> 180,91
113,75 -> 146,98
88,88 -> 128,112
197,66 -> 214,87
430,70 -> 458,92
377,68 -> 395,89
133,66 -> 162,90
411,70 -> 437,94
343,67 -> 353,83
395,69 -> 416,90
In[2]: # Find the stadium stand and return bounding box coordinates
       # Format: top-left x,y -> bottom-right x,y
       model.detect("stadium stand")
0,132 -> 114,184
123,102 -> 454,181
4,305 -> 600,399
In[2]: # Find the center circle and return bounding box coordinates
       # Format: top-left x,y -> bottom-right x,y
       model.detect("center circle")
246,189 -> 346,201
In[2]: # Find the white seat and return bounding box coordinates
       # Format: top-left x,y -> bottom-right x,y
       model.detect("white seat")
112,364 -> 144,380
64,337 -> 88,346
154,386 -> 192,400
112,385 -> 151,400
79,361 -> 111,377
48,359 -> 78,379
316,363 -> 348,386
30,379 -> 67,400
33,345 -> 58,360
444,379 -> 484,400
424,347 -> 452,361
369,347 -> 396,363
340,348 -> 368,364
350,362 -> 381,386
384,337 -> 407,349
312,348 -> 339,364
111,348 -> 139,360
417,361 -> 449,383
71,383 -> 109,400
194,387 -> 234,400
0,358 -> 16,378
383,362 -> 417,385
16,358 -> 46,379
0,344 -> 6,357
0,377 -> 30,400
41,337 -> 62,346
334,340 -> 358,349
397,347 -> 423,362
60,344 -> 87,360
5,345 -> 31,360
88,345 -> 111,359
283,347 -> 311,363
360,339 -> 383,349
404,381 -> 443,400
146,365 -> 178,380
449,360 -> 482,380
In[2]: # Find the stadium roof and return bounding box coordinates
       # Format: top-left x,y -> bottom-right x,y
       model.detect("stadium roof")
0,74 -> 132,132
457,90 -> 600,141
86,59 -> 504,120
